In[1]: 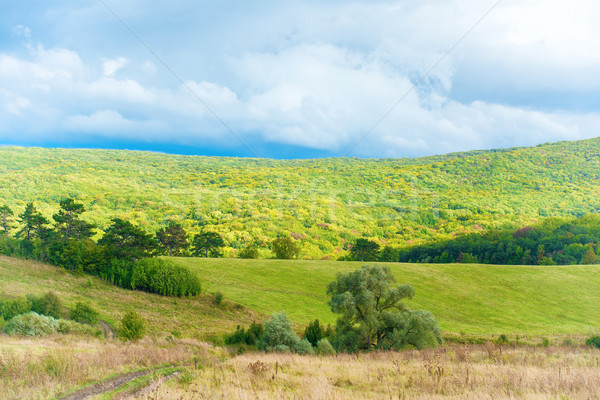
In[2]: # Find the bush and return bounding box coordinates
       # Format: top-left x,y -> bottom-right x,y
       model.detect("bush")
295,338 -> 314,355
304,319 -> 325,346
5,312 -> 57,336
239,245 -> 259,259
225,321 -> 264,346
70,302 -> 99,325
258,312 -> 300,352
119,311 -> 146,341
28,291 -> 62,318
214,291 -> 223,305
56,319 -> 102,336
0,296 -> 32,320
130,258 -> 201,297
271,237 -> 300,259
586,335 -> 600,349
5,311 -> 101,337
316,338 -> 336,355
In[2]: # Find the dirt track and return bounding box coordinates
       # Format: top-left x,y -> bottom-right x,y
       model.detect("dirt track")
59,369 -> 153,400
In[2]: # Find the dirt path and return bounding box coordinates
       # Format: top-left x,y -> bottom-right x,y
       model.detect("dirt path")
98,320 -> 115,339
59,369 -> 153,400
116,371 -> 180,400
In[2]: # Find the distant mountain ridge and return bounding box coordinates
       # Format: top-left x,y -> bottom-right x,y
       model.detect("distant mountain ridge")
1,137 -> 599,259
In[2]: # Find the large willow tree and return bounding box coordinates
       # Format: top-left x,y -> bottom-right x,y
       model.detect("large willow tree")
327,265 -> 442,352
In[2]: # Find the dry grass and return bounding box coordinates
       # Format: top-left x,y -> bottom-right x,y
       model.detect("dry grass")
137,345 -> 600,400
0,334 -> 224,400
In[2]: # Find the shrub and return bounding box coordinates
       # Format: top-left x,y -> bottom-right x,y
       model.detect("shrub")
295,338 -> 314,355
258,312 -> 300,352
0,296 -> 32,320
119,311 -> 146,341
225,321 -> 264,346
274,344 -> 291,353
239,245 -> 259,259
304,319 -> 325,346
130,258 -> 201,297
70,302 -> 99,325
28,291 -> 62,318
55,319 -> 102,336
271,237 -> 299,259
214,291 -> 223,305
316,338 -> 336,355
586,335 -> 600,349
5,312 -> 57,336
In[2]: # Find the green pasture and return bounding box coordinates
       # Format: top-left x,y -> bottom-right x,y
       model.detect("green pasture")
176,257 -> 600,336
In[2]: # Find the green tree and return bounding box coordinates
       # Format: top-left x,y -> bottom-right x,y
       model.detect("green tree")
69,302 -> 99,325
119,310 -> 146,341
0,205 -> 14,236
327,265 -> 441,352
257,311 -> 301,352
156,222 -> 189,256
304,319 -> 325,346
239,243 -> 259,259
28,291 -> 62,318
581,247 -> 598,265
52,198 -> 95,241
17,202 -> 50,241
98,218 -> 156,261
191,231 -> 224,257
271,236 -> 300,259
350,238 -> 380,262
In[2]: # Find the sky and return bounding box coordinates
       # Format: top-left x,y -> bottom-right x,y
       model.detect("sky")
1,0 -> 599,159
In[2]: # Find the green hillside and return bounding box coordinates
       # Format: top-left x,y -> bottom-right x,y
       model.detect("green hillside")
176,257 -> 600,336
2,255 -> 598,338
1,138 -> 600,259
0,256 -> 260,339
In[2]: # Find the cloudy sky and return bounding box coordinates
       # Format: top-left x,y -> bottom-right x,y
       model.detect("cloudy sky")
1,0 -> 599,158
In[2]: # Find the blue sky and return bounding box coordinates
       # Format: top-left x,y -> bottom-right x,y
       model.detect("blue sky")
1,0 -> 599,158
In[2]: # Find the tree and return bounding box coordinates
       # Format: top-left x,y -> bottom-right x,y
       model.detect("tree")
191,231 -> 224,257
119,310 -> 146,341
52,198 -> 95,241
17,202 -> 50,241
350,238 -> 380,262
304,319 -> 325,346
327,265 -> 441,352
271,236 -> 299,259
0,205 -> 14,235
98,218 -> 156,261
257,311 -> 301,352
156,222 -> 189,256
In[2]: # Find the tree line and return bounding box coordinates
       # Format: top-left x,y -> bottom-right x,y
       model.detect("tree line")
397,214 -> 600,265
0,199 -> 201,296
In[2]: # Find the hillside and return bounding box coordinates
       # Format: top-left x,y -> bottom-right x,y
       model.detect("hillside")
0,256 -> 260,339
177,257 -> 600,337
1,138 -> 600,258
2,255 -> 599,338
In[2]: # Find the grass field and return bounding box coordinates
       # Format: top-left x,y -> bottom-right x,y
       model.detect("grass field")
139,345 -> 600,400
176,258 -> 600,337
0,256 -> 261,339
2,255 -> 599,338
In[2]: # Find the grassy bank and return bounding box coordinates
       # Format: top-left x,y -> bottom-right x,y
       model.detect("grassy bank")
177,258 -> 600,336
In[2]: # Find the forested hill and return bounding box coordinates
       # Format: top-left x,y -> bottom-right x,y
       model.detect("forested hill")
1,137 -> 600,259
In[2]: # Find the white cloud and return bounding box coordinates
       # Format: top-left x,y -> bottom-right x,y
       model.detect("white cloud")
1,1 -> 600,156
102,57 -> 129,77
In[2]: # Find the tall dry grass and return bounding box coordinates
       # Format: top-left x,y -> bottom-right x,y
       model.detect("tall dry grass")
0,335 -> 220,400
138,344 -> 600,400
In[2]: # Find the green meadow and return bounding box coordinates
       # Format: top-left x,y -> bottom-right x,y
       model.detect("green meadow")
2,254 -> 599,339
176,257 -> 600,336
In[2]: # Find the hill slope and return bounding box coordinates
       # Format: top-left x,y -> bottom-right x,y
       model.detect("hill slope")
2,255 -> 599,338
176,257 -> 600,336
0,256 -> 259,338
1,138 -> 600,258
